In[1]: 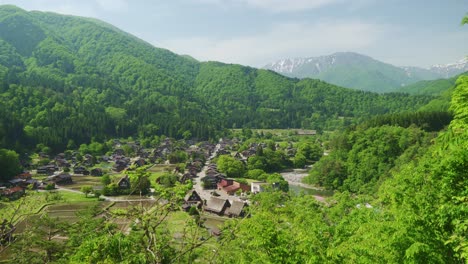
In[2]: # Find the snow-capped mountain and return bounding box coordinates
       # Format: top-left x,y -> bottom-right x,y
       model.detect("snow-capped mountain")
264,52 -> 467,93
263,55 -> 339,76
429,57 -> 468,78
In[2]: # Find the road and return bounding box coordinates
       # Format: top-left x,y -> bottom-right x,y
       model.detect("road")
192,144 -> 244,204
192,144 -> 219,202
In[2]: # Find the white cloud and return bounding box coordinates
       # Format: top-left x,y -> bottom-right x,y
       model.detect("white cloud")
241,0 -> 339,12
192,0 -> 344,12
158,20 -> 384,67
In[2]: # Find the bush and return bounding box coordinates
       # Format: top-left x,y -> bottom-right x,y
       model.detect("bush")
45,183 -> 55,190
188,206 -> 199,216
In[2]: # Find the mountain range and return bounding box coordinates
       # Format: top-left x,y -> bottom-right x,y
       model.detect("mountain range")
264,52 -> 468,93
0,5 -> 449,151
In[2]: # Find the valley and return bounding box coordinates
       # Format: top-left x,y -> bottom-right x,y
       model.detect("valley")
0,4 -> 466,263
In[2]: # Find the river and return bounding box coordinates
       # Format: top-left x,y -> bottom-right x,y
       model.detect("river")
280,169 -> 334,199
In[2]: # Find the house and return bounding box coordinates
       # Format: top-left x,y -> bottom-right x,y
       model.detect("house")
251,182 -> 270,194
113,148 -> 125,156
182,190 -> 203,211
0,186 -> 25,200
37,164 -> 58,175
73,166 -> 90,175
180,173 -> 193,184
113,157 -> 130,172
8,178 -> 24,187
204,197 -> 231,216
133,158 -> 146,167
217,179 -> 234,190
8,178 -> 38,189
56,158 -> 70,168
201,174 -> 223,189
217,179 -> 250,195
241,149 -> 257,158
226,201 -> 248,217
24,179 -> 39,189
296,129 -> 317,136
216,149 -> 231,156
51,173 -> 73,185
118,175 -> 131,189
83,154 -> 95,166
90,168 -> 103,176
16,172 -> 31,180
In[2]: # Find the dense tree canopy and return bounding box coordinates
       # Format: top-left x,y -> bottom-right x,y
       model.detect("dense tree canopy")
0,148 -> 21,182
0,5 -> 441,154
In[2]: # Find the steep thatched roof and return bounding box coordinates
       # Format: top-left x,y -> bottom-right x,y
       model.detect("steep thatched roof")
205,197 -> 230,213
226,200 -> 247,217
184,190 -> 202,202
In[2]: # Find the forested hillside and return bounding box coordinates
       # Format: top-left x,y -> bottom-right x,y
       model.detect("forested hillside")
4,75 -> 466,263
216,73 -> 468,264
0,4 -> 466,263
0,5 -> 441,153
396,72 -> 467,95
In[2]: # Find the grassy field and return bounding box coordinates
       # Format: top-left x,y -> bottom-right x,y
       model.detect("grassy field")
0,191 -> 49,223
58,190 -> 99,202
62,175 -> 102,191
147,164 -> 178,186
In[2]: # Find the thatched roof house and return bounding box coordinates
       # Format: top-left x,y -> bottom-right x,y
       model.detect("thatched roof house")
204,197 -> 231,216
226,200 -> 248,217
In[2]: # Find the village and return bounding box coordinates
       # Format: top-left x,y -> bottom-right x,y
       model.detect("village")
0,131 -> 325,244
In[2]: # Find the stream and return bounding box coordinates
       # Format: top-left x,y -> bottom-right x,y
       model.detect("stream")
280,169 -> 334,198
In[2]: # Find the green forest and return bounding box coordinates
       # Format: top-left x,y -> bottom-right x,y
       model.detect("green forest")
0,5 -> 439,154
0,5 -> 467,264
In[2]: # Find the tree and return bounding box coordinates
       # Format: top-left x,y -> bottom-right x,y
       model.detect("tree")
101,174 -> 111,186
217,155 -> 245,178
0,148 -> 21,182
80,185 -> 93,198
246,169 -> 268,180
157,173 -> 179,188
296,142 -> 323,162
128,168 -> 151,195
293,152 -> 306,168
266,173 -> 289,192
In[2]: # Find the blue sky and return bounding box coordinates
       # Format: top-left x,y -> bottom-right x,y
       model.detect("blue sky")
1,0 -> 467,68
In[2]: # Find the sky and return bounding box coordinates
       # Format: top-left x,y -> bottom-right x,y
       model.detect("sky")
0,0 -> 467,68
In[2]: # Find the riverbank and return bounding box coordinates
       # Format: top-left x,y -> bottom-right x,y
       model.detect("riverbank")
281,169 -> 334,200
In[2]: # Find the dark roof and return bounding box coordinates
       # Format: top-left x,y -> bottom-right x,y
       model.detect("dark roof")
1,186 -> 24,196
205,197 -> 230,213
9,179 -> 23,184
184,190 -> 202,202
118,175 -> 130,188
226,201 -> 247,216
57,173 -> 72,179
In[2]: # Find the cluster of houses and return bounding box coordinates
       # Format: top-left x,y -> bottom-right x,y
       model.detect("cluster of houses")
182,190 -> 248,218
0,170 -> 77,201
201,162 -> 253,196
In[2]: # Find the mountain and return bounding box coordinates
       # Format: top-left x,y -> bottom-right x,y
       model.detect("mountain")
396,72 -> 468,96
264,52 -> 455,93
429,57 -> 468,78
0,5 -> 438,151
